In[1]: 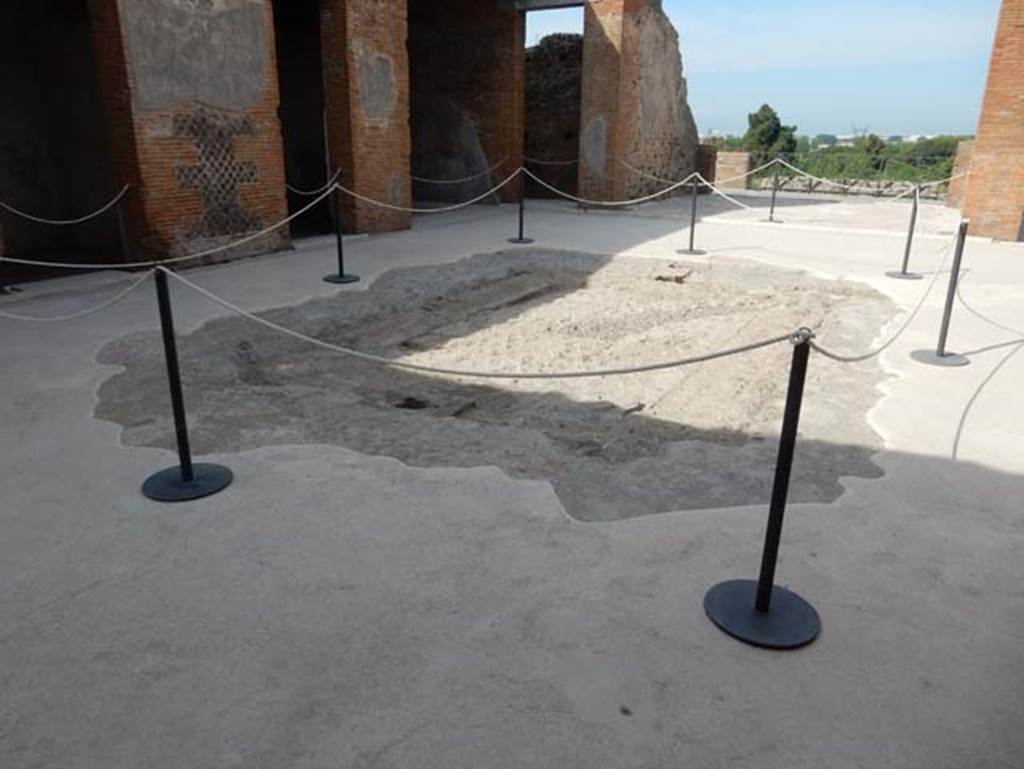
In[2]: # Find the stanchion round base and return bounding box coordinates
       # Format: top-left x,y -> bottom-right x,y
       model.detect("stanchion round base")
677,249 -> 707,256
323,273 -> 360,285
704,579 -> 820,650
507,237 -> 535,244
885,271 -> 923,281
910,349 -> 970,367
763,218 -> 783,224
142,463 -> 233,502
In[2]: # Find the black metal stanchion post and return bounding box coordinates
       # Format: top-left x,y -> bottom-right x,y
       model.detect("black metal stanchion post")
704,329 -> 821,650
766,161 -> 781,223
142,269 -> 233,502
508,168 -> 534,244
911,219 -> 971,367
678,176 -> 705,255
323,183 -> 360,285
887,186 -> 922,280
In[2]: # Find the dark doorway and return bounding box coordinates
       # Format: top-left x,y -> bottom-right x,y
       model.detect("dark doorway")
0,0 -> 122,282
272,0 -> 332,236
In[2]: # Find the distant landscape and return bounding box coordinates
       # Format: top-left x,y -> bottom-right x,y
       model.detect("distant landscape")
705,104 -> 969,183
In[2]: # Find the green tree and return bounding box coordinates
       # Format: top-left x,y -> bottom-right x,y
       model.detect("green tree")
742,104 -> 798,159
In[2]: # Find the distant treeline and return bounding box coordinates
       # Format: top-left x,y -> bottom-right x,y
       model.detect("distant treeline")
705,105 -> 969,183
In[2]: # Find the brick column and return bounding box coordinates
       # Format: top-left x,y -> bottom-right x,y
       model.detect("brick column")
962,0 -> 1024,241
946,140 -> 975,209
578,0 -> 698,201
87,0 -> 289,262
321,0 -> 412,234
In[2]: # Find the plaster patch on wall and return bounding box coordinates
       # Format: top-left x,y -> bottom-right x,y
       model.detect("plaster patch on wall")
122,0 -> 270,111
173,105 -> 261,237
355,44 -> 397,123
582,117 -> 607,176
387,174 -> 405,205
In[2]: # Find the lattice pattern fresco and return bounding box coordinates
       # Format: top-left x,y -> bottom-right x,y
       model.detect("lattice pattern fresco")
173,105 -> 261,238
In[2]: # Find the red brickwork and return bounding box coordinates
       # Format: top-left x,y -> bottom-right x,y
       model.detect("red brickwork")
408,0 -> 524,204
962,0 -> 1024,241
946,140 -> 975,209
86,0 -> 290,262
87,0 -> 288,262
322,0 -> 412,233
715,152 -> 752,191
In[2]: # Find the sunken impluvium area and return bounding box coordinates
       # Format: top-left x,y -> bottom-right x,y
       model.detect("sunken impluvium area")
97,251 -> 894,520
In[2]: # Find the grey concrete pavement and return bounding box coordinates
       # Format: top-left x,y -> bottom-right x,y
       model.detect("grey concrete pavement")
1,191 -> 1022,767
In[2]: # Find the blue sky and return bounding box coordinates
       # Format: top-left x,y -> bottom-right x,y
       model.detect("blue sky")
525,0 -> 1002,137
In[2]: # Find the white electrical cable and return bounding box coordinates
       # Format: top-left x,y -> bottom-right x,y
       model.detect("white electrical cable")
524,156 -> 579,167
695,174 -> 754,211
286,169 -> 342,196
411,158 -> 507,185
0,185 -> 131,226
337,170 -> 520,214
161,267 -> 799,380
0,270 -> 152,322
0,185 -> 336,271
522,167 -> 698,208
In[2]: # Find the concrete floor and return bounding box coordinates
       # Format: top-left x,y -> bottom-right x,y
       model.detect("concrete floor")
1,191 -> 1023,768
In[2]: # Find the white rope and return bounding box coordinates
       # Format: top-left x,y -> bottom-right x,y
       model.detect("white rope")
695,174 -> 754,211
337,170 -> 520,214
810,231 -> 957,363
524,156 -> 578,167
776,159 -> 900,196
0,185 -> 337,271
286,169 -> 341,196
0,270 -> 151,322
411,158 -> 507,185
617,160 -> 690,186
0,185 -> 130,226
161,267 -> 798,380
522,167 -> 698,208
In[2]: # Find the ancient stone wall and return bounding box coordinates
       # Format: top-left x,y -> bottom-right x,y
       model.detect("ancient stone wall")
961,0 -> 1024,241
408,0 -> 523,204
579,0 -> 699,200
524,34 -> 582,197
715,151 -> 753,191
89,0 -> 289,260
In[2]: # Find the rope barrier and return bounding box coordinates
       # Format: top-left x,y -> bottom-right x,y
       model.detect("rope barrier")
337,170 -> 519,214
695,174 -> 754,211
286,169 -> 342,197
0,185 -> 337,271
810,231 -> 957,363
522,167 -> 698,208
411,158 -> 507,185
0,185 -> 131,226
0,270 -> 152,322
161,266 -> 799,380
524,156 -> 578,167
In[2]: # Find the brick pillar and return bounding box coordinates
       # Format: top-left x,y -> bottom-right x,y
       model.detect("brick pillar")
407,0 -> 524,205
87,0 -> 289,262
578,0 -> 698,201
946,140 -> 975,209
715,152 -> 753,191
321,0 -> 412,234
962,0 -> 1024,241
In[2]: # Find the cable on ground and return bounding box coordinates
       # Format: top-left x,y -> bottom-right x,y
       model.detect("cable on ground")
161,266 -> 800,380
524,156 -> 579,167
0,185 -> 131,226
0,270 -> 152,322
